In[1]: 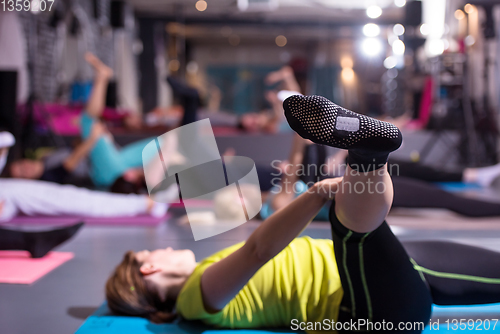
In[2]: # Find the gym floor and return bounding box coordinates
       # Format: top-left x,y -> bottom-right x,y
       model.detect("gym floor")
2,203 -> 500,334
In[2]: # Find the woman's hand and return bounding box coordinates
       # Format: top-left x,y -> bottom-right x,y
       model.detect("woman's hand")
311,177 -> 343,200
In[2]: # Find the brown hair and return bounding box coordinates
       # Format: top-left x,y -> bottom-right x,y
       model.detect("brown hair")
105,251 -> 177,323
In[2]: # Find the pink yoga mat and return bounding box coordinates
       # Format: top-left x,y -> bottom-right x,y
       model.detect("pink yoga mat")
0,251 -> 74,284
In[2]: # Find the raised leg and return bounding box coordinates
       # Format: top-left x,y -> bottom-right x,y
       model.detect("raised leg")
330,212 -> 432,332
84,52 -> 113,118
283,95 -> 402,232
335,165 -> 394,233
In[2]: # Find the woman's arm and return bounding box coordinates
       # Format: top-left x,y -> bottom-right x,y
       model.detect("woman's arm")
62,122 -> 104,172
200,178 -> 340,312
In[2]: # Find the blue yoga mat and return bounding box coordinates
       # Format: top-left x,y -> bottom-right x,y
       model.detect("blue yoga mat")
75,303 -> 500,333
75,303 -> 296,334
435,182 -> 483,192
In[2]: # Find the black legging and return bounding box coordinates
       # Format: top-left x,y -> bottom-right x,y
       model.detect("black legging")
388,159 -> 463,182
329,204 -> 500,333
0,222 -> 83,258
166,76 -> 200,126
392,177 -> 500,217
299,152 -> 500,217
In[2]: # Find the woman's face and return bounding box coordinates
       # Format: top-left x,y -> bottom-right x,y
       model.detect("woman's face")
135,247 -> 196,278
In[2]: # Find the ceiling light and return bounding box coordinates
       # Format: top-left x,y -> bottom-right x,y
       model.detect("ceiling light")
428,39 -> 444,56
195,0 -> 207,12
366,6 -> 382,19
392,39 -> 405,55
362,38 -> 383,57
363,23 -> 381,37
394,0 -> 406,7
454,9 -> 465,20
340,56 -> 354,69
464,4 -> 475,14
393,24 -> 405,36
419,23 -> 430,36
341,68 -> 355,82
384,56 -> 397,69
275,35 -> 287,47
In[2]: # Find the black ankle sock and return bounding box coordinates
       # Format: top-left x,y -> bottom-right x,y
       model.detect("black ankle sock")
346,150 -> 389,172
283,95 -> 402,172
0,222 -> 84,258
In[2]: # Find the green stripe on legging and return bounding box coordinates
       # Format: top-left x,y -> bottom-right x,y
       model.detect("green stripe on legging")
410,258 -> 427,283
413,263 -> 500,285
343,231 -> 356,318
359,232 -> 372,322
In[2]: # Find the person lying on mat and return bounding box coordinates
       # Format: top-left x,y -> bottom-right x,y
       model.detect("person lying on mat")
79,53 -> 187,192
106,96 -> 500,333
262,134 -> 500,219
0,178 -> 170,223
0,131 -> 170,223
306,147 -> 500,188
0,222 -> 84,258
5,122 -> 104,188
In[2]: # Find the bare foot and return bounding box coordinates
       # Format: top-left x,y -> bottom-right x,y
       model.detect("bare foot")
85,52 -> 113,79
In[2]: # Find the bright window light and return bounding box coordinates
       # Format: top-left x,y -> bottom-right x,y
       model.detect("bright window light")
362,38 -> 383,57
363,23 -> 381,37
428,39 -> 445,56
392,39 -> 405,55
366,6 -> 382,19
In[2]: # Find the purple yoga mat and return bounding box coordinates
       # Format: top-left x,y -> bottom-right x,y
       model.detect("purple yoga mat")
7,214 -> 168,226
